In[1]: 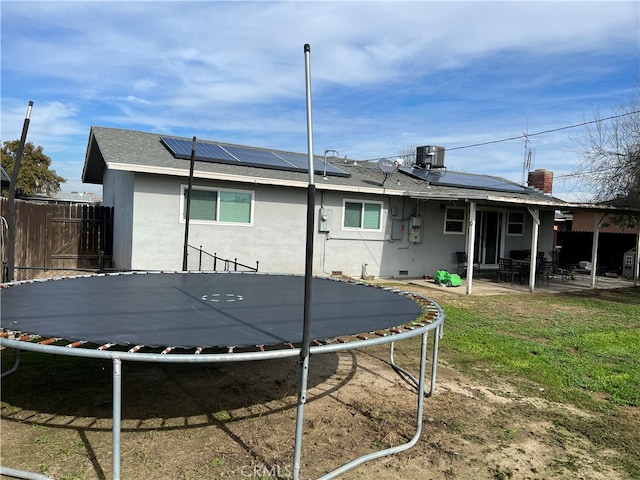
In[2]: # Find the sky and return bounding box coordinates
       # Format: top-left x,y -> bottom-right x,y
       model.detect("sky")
1,1 -> 638,201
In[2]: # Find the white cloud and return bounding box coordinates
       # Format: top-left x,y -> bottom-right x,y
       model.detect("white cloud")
1,1 -> 637,195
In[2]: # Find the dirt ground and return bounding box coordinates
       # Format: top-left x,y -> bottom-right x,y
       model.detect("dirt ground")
1,335 -> 637,480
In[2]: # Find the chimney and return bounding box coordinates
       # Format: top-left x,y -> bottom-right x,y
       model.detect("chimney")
528,169 -> 553,195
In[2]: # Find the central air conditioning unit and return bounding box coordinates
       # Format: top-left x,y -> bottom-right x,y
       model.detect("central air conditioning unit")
416,145 -> 445,169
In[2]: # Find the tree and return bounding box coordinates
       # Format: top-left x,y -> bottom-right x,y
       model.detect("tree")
1,140 -> 66,197
573,81 -> 640,208
398,144 -> 417,166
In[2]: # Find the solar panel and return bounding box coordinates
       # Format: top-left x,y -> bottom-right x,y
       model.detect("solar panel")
160,136 -> 350,178
161,137 -> 238,163
399,167 -> 527,193
271,151 -> 308,168
197,143 -> 239,163
273,152 -> 349,177
222,146 -> 289,169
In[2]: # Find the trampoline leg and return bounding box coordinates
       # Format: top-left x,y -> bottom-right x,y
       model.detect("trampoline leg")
292,354 -> 310,480
390,331 -> 438,397
112,357 -> 122,480
430,325 -> 441,395
316,331 -> 430,480
293,355 -> 309,480
1,349 -> 20,379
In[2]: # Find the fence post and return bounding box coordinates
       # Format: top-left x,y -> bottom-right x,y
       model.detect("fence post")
234,258 -> 238,271
199,245 -> 203,271
256,261 -> 259,272
214,253 -> 217,271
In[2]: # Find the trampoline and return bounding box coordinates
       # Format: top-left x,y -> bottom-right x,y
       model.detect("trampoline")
2,271 -> 425,350
1,271 -> 443,480
1,44 -> 445,480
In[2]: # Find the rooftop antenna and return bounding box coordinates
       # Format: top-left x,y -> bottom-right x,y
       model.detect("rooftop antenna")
377,158 -> 398,187
322,149 -> 339,179
521,105 -> 531,185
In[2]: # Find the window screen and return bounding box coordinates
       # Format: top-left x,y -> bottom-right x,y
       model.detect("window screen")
184,189 -> 217,221
343,201 -> 382,230
220,191 -> 252,223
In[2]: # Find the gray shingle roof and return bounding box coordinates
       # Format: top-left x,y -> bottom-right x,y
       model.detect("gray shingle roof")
83,126 -> 570,208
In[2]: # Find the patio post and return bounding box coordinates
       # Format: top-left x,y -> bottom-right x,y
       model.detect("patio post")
527,208 -> 540,291
590,213 -> 605,289
465,201 -> 477,295
635,227 -> 640,287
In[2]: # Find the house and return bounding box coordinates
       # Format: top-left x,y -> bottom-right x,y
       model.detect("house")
81,126 -> 639,292
24,191 -> 102,205
1,164 -> 11,196
555,209 -> 639,275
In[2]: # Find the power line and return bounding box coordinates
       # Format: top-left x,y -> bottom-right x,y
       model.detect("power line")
355,109 -> 640,163
446,110 -> 640,151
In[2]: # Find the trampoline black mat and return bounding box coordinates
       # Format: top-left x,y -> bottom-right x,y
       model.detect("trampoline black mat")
1,272 -> 422,349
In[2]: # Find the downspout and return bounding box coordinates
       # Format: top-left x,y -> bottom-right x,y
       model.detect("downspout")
590,213 -> 606,289
465,201 -> 477,295
527,208 -> 540,292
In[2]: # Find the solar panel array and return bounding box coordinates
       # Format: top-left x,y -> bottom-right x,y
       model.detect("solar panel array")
161,137 -> 350,178
399,167 -> 528,194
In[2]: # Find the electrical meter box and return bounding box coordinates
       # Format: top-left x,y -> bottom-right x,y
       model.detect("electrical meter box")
318,208 -> 333,233
408,215 -> 423,243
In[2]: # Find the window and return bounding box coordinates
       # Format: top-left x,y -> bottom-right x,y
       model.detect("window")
444,207 -> 465,234
343,200 -> 382,230
507,211 -> 524,236
181,186 -> 253,224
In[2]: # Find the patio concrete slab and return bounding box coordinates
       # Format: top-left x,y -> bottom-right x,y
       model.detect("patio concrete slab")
375,274 -> 637,296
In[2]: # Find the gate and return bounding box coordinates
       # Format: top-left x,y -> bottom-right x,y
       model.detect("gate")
1,198 -> 113,281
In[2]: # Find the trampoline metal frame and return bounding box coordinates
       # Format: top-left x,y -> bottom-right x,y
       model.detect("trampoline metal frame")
1,288 -> 443,480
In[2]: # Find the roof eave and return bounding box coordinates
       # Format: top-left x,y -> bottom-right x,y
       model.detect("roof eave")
106,162 -> 407,196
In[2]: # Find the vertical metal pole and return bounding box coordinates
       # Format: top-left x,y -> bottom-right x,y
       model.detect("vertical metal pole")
430,327 -> 441,394
5,101 -> 33,282
465,201 -> 477,294
528,208 -> 540,291
112,357 -> 122,480
182,137 -> 196,271
293,43 -> 316,480
590,213 -> 604,289
634,227 -> 640,287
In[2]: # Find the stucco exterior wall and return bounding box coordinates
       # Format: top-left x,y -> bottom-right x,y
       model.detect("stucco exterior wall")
129,174 -> 312,272
108,172 -> 556,278
124,174 -> 466,277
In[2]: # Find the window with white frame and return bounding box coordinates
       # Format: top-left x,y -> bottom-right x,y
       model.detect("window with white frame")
343,200 -> 382,230
181,186 -> 253,224
444,207 -> 465,234
507,211 -> 525,236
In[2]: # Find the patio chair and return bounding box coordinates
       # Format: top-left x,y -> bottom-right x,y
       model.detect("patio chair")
456,251 -> 479,278
497,257 -> 519,284
537,261 -> 553,286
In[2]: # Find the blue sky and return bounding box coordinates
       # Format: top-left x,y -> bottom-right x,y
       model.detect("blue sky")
1,1 -> 638,201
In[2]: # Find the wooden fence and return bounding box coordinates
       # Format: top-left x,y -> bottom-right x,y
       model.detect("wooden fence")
1,198 -> 113,281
